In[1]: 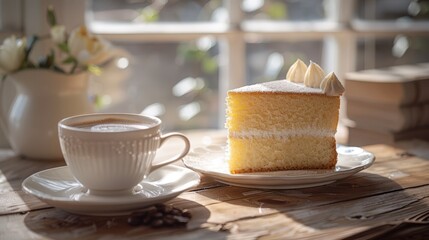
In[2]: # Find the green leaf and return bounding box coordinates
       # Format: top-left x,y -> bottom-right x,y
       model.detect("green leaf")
177,43 -> 208,62
62,56 -> 77,64
136,6 -> 159,22
20,36 -> 38,69
47,5 -> 57,26
202,57 -> 218,74
185,48 -> 206,61
94,95 -> 103,109
266,2 -> 287,20
57,43 -> 69,53
87,65 -> 102,76
25,36 -> 38,58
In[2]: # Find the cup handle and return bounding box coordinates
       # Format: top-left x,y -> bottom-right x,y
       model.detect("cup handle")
150,132 -> 191,172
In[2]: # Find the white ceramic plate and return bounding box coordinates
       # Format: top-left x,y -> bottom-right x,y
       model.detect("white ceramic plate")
183,144 -> 374,189
22,165 -> 200,216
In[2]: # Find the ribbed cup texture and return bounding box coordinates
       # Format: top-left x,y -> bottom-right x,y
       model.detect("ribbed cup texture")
60,135 -> 160,191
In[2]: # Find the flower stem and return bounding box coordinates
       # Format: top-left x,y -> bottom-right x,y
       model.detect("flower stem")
21,36 -> 38,69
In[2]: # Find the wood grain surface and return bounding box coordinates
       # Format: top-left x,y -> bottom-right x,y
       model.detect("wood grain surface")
0,130 -> 428,240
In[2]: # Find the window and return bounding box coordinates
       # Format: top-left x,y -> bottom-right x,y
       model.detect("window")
355,0 -> 429,70
89,0 -> 228,131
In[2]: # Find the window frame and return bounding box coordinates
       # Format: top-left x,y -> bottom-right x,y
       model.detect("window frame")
4,0 -> 429,128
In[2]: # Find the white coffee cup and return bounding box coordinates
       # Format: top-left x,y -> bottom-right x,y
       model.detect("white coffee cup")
58,113 -> 190,195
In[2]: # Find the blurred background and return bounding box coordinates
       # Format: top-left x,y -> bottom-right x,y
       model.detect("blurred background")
1,0 -> 429,136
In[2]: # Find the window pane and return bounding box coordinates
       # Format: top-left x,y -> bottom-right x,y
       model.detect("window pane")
95,40 -> 219,131
243,0 -> 326,21
90,0 -> 226,23
356,0 -> 429,20
246,40 -> 323,84
356,35 -> 429,70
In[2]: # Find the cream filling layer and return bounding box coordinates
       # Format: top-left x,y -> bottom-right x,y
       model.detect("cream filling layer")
229,128 -> 336,139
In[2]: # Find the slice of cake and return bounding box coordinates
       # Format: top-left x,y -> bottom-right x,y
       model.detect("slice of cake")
226,60 -> 344,174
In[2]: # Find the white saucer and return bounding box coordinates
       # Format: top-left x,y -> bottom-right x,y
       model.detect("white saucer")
22,165 -> 200,216
183,144 -> 375,189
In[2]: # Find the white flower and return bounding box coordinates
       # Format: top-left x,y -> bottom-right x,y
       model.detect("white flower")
0,36 -> 26,75
50,25 -> 66,44
68,26 -> 112,66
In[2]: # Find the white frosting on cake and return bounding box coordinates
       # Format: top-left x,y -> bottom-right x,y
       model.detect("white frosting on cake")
286,59 -> 307,83
229,128 -> 336,139
304,61 -> 326,88
320,72 -> 345,96
230,60 -> 344,98
229,80 -> 324,94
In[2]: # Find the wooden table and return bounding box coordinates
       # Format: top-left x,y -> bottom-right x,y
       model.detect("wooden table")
1,130 -> 429,239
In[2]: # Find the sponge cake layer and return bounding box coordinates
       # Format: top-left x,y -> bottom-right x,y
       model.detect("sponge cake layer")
226,80 -> 340,174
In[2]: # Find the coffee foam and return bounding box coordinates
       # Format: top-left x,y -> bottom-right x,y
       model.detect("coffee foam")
70,118 -> 152,132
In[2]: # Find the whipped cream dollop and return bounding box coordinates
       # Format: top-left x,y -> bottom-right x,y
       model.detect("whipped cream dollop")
304,61 -> 325,88
286,59 -> 307,83
320,72 -> 345,96
284,59 -> 345,96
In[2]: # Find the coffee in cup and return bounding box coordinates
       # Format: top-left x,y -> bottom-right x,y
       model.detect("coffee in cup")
58,113 -> 191,195
68,118 -> 151,132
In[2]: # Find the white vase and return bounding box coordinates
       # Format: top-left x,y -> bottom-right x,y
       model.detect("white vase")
0,69 -> 94,160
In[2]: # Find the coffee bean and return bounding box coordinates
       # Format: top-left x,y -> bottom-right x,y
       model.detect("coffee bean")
142,215 -> 152,224
154,203 -> 164,211
164,204 -> 173,213
163,215 -> 176,226
171,208 -> 181,216
181,209 -> 192,218
145,206 -> 157,215
151,219 -> 164,227
153,212 -> 163,219
131,211 -> 147,218
127,215 -> 142,226
173,215 -> 190,224
127,204 -> 192,228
